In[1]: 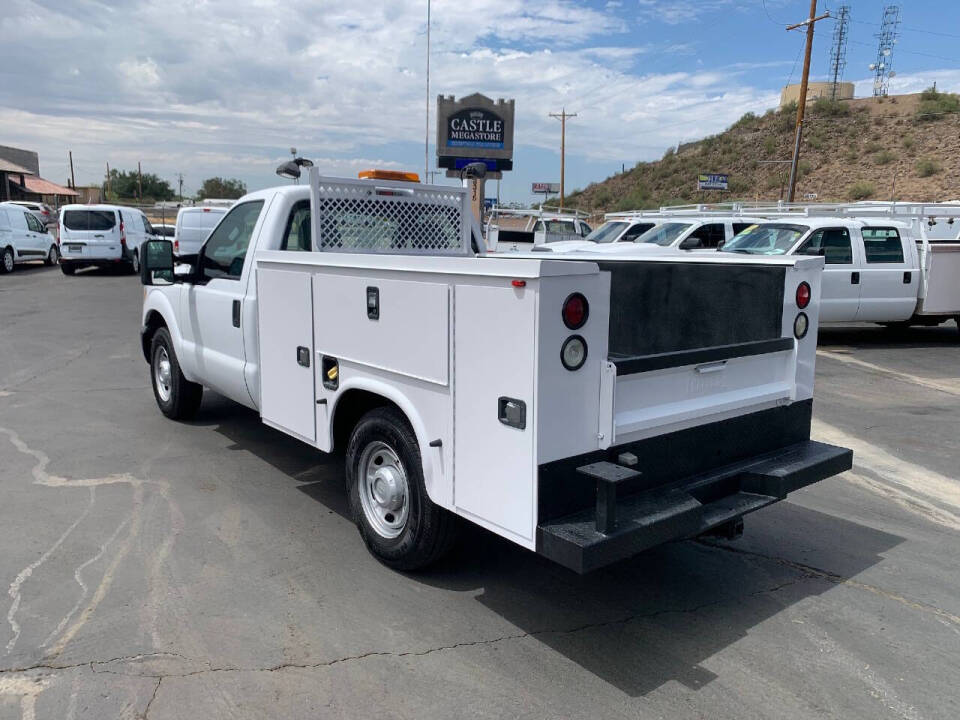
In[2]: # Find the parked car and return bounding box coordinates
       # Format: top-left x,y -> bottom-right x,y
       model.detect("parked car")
9,201 -> 56,229
0,202 -> 59,272
152,223 -> 176,239
58,205 -> 155,275
570,216 -> 760,256
174,206 -> 228,255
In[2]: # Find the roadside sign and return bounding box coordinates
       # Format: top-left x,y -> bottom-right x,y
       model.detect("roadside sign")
532,182 -> 561,194
697,173 -> 729,191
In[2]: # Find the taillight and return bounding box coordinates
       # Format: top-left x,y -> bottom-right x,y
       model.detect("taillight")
119,219 -> 126,247
562,292 -> 589,330
796,281 -> 811,309
561,335 -> 588,371
174,239 -> 179,253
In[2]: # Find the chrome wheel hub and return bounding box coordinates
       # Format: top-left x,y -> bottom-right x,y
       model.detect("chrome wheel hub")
3,252 -> 12,272
155,347 -> 173,402
358,441 -> 409,539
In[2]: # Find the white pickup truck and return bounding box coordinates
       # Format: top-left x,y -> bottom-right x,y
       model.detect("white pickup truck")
139,170 -> 851,573
721,208 -> 960,328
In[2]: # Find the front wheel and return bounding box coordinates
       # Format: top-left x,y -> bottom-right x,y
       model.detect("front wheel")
150,327 -> 203,419
346,407 -> 456,570
45,245 -> 59,266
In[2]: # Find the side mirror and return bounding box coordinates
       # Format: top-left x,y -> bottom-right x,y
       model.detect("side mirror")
679,236 -> 701,250
802,246 -> 826,256
717,239 -> 726,249
140,239 -> 174,285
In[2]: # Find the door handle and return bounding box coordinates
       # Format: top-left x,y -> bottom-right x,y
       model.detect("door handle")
232,300 -> 241,327
851,272 -> 860,285
903,271 -> 912,284
296,347 -> 310,367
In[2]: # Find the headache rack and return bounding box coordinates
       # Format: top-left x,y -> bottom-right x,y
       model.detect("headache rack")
308,167 -> 472,256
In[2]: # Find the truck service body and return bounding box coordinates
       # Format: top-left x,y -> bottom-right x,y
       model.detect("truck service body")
140,170 -> 851,573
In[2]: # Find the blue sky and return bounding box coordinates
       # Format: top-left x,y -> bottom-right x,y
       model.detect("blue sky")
1,0 -> 957,203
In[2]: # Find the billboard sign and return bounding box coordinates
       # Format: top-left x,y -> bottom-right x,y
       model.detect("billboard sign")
697,173 -> 729,191
437,93 -> 515,174
532,182 -> 561,194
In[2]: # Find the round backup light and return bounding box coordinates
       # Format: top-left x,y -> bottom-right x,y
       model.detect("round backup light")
562,293 -> 589,330
794,312 -> 809,339
561,335 -> 588,371
796,281 -> 811,309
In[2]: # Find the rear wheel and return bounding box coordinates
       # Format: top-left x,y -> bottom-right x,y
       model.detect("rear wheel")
60,262 -> 76,276
128,250 -> 140,275
1,246 -> 13,274
150,327 -> 203,419
346,407 -> 456,570
44,245 -> 59,266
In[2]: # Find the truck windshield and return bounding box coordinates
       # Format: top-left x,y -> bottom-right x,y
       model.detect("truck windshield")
722,224 -> 809,255
636,222 -> 692,246
584,222 -> 627,243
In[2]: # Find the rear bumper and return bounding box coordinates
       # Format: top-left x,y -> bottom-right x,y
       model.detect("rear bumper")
536,439 -> 852,573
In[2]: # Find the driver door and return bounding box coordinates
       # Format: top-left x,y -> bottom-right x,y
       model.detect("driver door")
181,200 -> 266,406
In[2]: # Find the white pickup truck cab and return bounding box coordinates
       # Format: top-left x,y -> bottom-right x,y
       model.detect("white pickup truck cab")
579,216 -> 760,256
139,170 -> 850,573
721,216 -> 960,326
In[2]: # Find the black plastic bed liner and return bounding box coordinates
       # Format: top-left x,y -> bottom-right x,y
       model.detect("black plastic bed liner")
536,440 -> 852,574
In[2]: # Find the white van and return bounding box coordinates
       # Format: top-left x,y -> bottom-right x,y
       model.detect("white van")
58,205 -> 155,275
174,206 -> 228,255
0,202 -> 59,273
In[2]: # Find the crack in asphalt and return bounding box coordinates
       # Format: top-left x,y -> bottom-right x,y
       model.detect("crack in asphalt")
0,574 -> 808,681
698,540 -> 960,627
143,677 -> 162,720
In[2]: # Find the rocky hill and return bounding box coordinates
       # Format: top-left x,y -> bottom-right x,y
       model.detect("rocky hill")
564,89 -> 960,213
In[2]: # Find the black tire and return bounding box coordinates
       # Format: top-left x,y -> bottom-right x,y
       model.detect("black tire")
346,407 -> 456,570
128,250 -> 140,275
0,246 -> 13,274
44,245 -> 59,266
149,327 -> 203,420
60,262 -> 76,275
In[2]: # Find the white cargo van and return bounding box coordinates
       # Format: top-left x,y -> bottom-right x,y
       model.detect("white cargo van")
174,205 -> 229,256
58,205 -> 155,275
0,202 -> 59,272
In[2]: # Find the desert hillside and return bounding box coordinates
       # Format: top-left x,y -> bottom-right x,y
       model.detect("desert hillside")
564,89 -> 960,212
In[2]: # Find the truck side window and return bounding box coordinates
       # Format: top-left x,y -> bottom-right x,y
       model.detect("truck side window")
201,200 -> 265,280
688,223 -> 725,248
798,228 -> 852,264
862,227 -> 904,263
620,223 -> 652,242
281,201 -> 311,251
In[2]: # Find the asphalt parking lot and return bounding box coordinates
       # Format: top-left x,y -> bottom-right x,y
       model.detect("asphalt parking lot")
1,264 -> 959,719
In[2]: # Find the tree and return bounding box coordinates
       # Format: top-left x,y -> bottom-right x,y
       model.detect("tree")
102,169 -> 174,202
197,177 -> 247,200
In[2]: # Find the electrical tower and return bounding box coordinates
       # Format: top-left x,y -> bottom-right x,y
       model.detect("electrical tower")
827,5 -> 850,100
871,5 -> 900,97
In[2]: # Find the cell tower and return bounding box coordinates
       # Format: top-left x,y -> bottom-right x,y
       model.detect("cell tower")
828,6 -> 850,100
870,5 -> 901,97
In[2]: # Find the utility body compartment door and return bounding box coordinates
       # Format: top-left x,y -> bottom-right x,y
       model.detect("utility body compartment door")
454,282 -> 537,548
257,268 -> 316,442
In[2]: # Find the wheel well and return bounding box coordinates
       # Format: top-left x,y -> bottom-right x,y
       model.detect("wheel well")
331,389 -> 404,451
141,311 -> 167,362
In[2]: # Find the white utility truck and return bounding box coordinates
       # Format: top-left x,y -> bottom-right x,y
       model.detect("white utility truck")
139,169 -> 851,573
486,207 -> 593,253
720,203 -> 960,328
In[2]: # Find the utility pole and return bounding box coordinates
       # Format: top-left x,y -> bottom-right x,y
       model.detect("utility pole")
786,0 -> 830,203
549,108 -> 577,210
137,161 -> 143,204
106,162 -> 111,198
177,173 -> 184,203
68,151 -> 76,189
